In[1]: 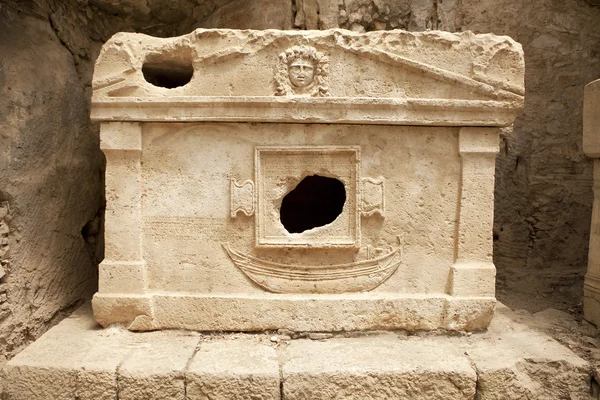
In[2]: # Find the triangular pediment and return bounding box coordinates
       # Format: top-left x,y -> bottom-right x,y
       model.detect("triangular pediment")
92,29 -> 524,126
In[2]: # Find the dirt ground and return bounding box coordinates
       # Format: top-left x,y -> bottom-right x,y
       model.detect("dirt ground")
497,266 -> 585,316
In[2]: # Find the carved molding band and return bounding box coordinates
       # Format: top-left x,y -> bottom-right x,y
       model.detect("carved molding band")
92,97 -> 519,126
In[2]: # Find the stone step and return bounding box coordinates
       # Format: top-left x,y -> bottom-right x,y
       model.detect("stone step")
1,303 -> 592,400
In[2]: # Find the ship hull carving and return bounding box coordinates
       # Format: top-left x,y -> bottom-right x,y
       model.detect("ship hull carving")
223,244 -> 402,294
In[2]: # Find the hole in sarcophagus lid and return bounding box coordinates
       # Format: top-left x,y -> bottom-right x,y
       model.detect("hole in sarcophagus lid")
142,50 -> 193,89
280,175 -> 346,234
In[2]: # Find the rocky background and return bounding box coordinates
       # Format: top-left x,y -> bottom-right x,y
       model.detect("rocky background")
1,0 -> 600,367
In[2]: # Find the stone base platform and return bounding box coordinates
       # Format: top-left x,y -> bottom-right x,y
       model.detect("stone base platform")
92,293 -> 496,331
1,303 -> 592,400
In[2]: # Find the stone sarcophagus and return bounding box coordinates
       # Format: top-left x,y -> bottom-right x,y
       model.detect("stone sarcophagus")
91,29 -> 524,331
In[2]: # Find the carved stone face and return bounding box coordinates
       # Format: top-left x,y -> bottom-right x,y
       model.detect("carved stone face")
288,58 -> 315,88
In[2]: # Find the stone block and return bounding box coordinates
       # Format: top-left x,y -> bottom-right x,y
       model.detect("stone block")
584,159 -> 600,326
98,260 -> 148,294
460,304 -> 591,400
442,297 -> 496,330
124,293 -> 451,331
100,122 -> 142,151
281,335 -> 477,400
449,262 -> 496,297
2,303 -> 592,400
3,305 -> 129,400
92,293 -> 154,329
117,331 -> 200,400
186,340 -> 280,400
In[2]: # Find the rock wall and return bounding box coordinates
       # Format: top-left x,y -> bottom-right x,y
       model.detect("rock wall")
1,0 -> 600,368
0,1 -> 105,367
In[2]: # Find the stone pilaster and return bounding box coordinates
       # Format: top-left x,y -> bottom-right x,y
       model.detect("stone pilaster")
448,127 -> 499,298
584,161 -> 600,323
98,122 -> 147,294
583,80 -> 600,325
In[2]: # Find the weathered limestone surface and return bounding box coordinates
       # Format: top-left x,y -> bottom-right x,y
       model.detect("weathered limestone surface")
3,306 -> 129,400
2,303 -> 592,399
118,331 -> 200,400
462,305 -> 592,400
91,28 -> 523,332
187,340 -> 280,400
91,29 -> 524,108
281,336 -> 477,399
2,0 -> 600,373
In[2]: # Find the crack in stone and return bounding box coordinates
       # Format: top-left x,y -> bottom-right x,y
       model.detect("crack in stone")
42,0 -> 77,62
114,347 -> 137,400
463,352 -> 481,400
183,337 -> 202,400
47,13 -> 76,62
291,0 -> 298,29
276,342 -> 286,400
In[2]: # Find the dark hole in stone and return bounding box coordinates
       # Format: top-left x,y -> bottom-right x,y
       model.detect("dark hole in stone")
280,175 -> 346,234
142,62 -> 193,89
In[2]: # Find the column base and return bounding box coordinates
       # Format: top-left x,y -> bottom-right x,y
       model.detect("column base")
584,274 -> 600,326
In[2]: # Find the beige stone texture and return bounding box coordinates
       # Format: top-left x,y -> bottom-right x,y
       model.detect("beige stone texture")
584,80 -> 600,326
449,262 -> 496,297
460,304 -> 592,400
90,28 -> 523,332
281,335 -> 477,399
91,29 -> 523,124
96,293 -> 491,331
4,0 -> 599,369
187,340 -> 280,400
4,305 -> 126,400
3,303 -> 592,400
118,331 -> 200,400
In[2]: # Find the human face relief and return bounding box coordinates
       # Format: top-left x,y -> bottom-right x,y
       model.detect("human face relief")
288,58 -> 315,88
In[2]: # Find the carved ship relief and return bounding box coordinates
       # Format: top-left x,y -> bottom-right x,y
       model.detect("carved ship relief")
223,242 -> 402,294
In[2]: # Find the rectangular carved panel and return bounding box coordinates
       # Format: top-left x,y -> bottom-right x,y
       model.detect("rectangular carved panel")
255,146 -> 360,248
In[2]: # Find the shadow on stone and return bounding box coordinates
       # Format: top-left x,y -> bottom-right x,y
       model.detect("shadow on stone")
280,175 -> 346,234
